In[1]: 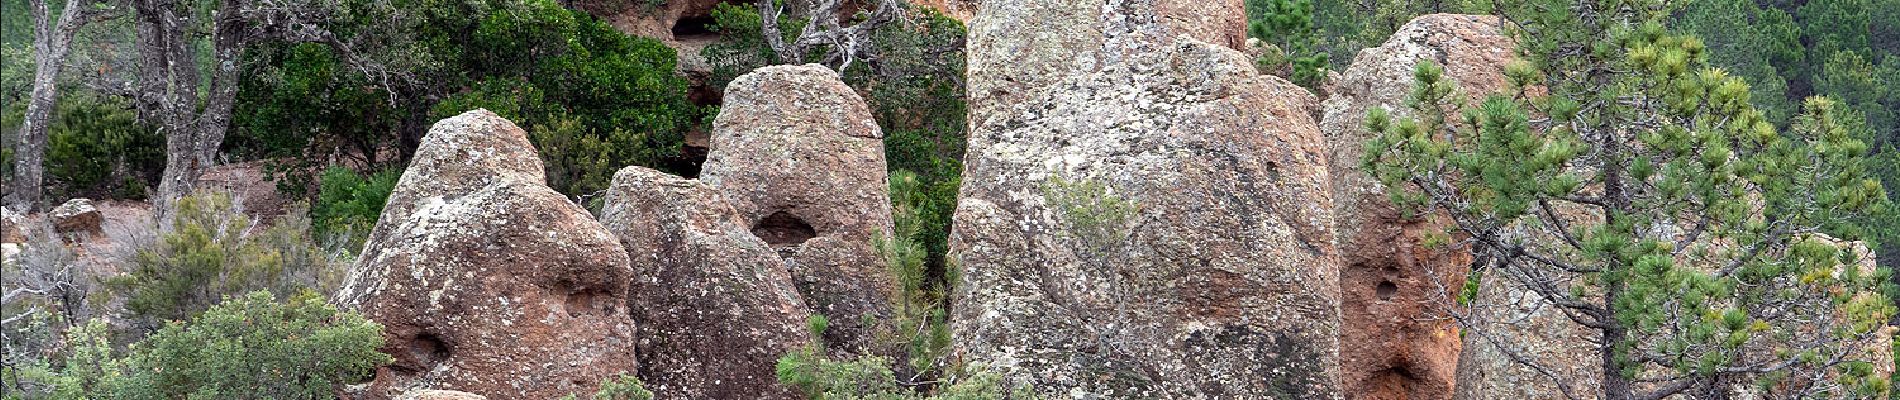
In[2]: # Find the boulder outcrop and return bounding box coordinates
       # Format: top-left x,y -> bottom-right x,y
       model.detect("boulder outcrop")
951,0 -> 1342,397
600,166 -> 811,400
335,110 -> 639,399
49,199 -> 102,237
699,64 -> 896,355
1319,14 -> 1512,400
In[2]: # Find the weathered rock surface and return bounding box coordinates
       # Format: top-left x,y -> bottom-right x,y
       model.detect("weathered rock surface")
951,0 -> 1342,397
599,166 -> 810,400
965,0 -> 1248,125
395,390 -> 486,400
49,199 -> 102,237
699,64 -> 896,355
1320,14 -> 1512,400
2,207 -> 25,243
912,0 -> 977,20
336,110 -> 639,399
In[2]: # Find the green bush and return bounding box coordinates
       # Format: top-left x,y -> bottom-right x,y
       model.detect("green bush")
106,193 -> 344,323
776,316 -> 1032,400
431,0 -> 700,196
311,166 -> 400,245
43,94 -> 163,200
5,291 -> 390,399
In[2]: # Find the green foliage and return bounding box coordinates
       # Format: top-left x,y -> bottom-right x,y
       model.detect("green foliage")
106,193 -> 344,323
1042,176 -> 1137,253
1363,0 -> 1896,394
776,314 -> 1032,400
1246,0 -> 1329,87
40,94 -> 163,200
4,291 -> 390,399
311,166 -> 400,245
701,2 -> 793,90
427,0 -> 699,195
230,43 -> 399,195
559,373 -> 655,400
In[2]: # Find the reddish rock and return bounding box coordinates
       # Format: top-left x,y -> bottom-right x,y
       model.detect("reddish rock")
599,166 -> 810,400
699,64 -> 896,355
1319,14 -> 1512,400
49,199 -> 103,237
335,110 -> 639,399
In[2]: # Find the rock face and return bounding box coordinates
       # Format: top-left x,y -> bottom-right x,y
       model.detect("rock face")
600,166 -> 811,400
2,207 -> 25,243
698,64 -> 895,355
49,199 -> 102,236
1320,14 -> 1512,400
395,390 -> 486,400
335,110 -> 639,399
951,0 -> 1342,398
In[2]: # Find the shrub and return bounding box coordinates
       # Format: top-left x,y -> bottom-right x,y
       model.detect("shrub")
106,192 -> 345,323
311,166 -> 400,245
432,0 -> 700,196
42,94 -> 163,200
4,291 -> 390,399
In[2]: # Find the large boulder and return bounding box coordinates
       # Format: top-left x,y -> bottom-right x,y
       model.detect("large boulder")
951,0 -> 1342,397
599,166 -> 810,399
335,110 -> 639,399
1319,14 -> 1513,400
699,64 -> 896,355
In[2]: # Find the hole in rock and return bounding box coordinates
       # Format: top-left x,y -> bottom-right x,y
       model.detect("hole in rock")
1366,365 -> 1423,400
401,333 -> 451,373
565,289 -> 610,316
752,211 -> 817,247
671,15 -> 720,39
1376,280 -> 1398,301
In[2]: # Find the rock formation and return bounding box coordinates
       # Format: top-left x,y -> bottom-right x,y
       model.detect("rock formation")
336,110 -> 640,399
49,199 -> 102,237
951,0 -> 1342,397
1319,14 -> 1512,400
590,64 -> 893,398
599,166 -> 811,400
699,64 -> 896,355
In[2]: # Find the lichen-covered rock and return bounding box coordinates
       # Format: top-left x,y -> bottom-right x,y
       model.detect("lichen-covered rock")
699,64 -> 896,355
49,198 -> 102,236
1320,14 -> 1513,400
965,0 -> 1248,125
912,0 -> 977,20
335,110 -> 639,399
599,166 -> 810,400
951,0 -> 1342,397
395,390 -> 486,400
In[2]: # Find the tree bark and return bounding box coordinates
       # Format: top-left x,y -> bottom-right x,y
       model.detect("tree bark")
8,0 -> 109,212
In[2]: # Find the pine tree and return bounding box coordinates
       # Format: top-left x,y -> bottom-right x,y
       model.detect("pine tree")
1362,0 -> 1897,397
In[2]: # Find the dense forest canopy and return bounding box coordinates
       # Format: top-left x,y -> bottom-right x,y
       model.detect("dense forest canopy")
0,0 -> 1895,398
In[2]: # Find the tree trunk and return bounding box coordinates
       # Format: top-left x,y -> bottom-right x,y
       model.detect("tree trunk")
8,0 -> 88,212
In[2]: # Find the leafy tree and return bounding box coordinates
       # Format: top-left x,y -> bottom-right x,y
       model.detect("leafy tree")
228,42 -> 400,196
1362,0 -> 1896,396
425,0 -> 699,196
3,291 -> 390,399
